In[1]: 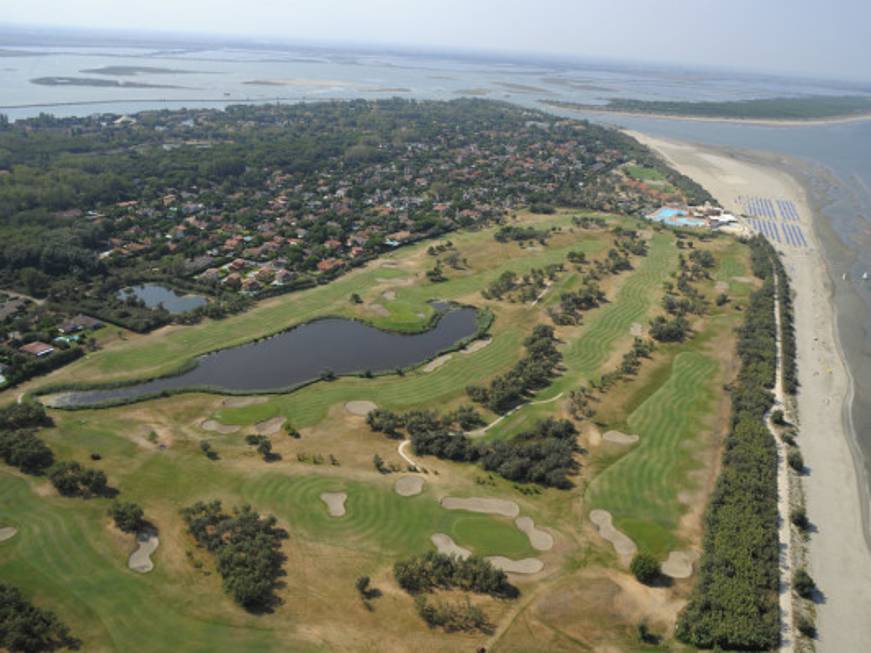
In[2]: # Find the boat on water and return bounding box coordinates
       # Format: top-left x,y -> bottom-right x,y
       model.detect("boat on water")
863,271 -> 869,281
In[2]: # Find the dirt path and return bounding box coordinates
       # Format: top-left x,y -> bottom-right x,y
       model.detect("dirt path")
468,392 -> 565,437
397,439 -> 418,469
769,277 -> 795,652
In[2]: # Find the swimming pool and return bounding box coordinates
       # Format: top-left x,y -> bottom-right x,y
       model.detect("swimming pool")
652,207 -> 686,219
646,207 -> 707,228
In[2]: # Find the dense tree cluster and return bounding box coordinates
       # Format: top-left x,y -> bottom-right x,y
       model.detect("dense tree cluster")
181,501 -> 288,611
676,236 -> 781,651
0,583 -> 79,653
482,265 -> 561,303
48,462 -> 109,498
0,403 -> 55,475
648,315 -> 690,342
493,225 -> 550,244
393,552 -> 517,598
478,418 -> 580,488
466,325 -> 561,413
413,596 -> 490,633
371,410 -> 580,488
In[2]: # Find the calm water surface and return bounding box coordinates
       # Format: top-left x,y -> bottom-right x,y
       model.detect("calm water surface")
57,307 -> 478,405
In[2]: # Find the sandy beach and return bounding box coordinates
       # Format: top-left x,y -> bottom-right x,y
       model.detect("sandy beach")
631,130 -> 871,651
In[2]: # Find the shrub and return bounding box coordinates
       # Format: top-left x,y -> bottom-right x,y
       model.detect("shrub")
771,409 -> 785,425
790,507 -> 810,531
797,615 -> 817,638
109,501 -> 145,533
630,553 -> 660,585
793,568 -> 817,599
788,449 -> 804,472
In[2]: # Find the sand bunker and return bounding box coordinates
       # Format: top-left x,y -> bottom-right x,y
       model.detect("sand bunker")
485,556 -> 544,574
603,430 -> 640,445
441,496 -> 520,518
630,322 -> 644,337
431,533 -> 471,559
320,492 -> 347,517
382,290 -> 396,301
345,400 -> 377,416
515,517 -> 554,551
662,550 -> 699,579
423,354 -> 453,372
200,419 -> 239,434
394,476 -> 425,496
461,338 -> 492,354
128,530 -> 159,573
255,416 -> 285,435
590,509 -> 637,565
715,281 -> 729,292
221,396 -> 268,408
0,527 -> 18,543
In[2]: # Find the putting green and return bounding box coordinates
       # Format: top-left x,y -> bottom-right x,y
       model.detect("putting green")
240,473 -> 536,560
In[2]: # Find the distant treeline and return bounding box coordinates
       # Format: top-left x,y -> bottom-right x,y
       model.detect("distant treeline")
675,235 -> 781,650
545,95 -> 871,121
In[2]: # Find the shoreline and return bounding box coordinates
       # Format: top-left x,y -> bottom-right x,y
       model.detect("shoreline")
544,103 -> 871,128
629,130 -> 871,651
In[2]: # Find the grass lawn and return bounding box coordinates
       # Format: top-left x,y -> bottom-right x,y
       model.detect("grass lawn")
0,216 -> 757,652
586,351 -> 719,556
624,165 -> 668,182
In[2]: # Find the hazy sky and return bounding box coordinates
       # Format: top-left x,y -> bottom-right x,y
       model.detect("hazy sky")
5,0 -> 870,81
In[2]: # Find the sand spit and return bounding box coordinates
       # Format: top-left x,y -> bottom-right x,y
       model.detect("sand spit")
441,496 -> 520,518
128,530 -> 159,573
431,533 -> 472,559
662,550 -> 699,579
603,430 -> 640,445
629,322 -> 644,337
345,400 -> 377,416
394,476 -> 425,497
255,416 -> 285,435
200,419 -> 239,434
320,492 -> 347,517
461,338 -> 492,354
590,509 -> 637,565
0,527 -> 17,542
514,516 -> 554,551
221,396 -> 268,408
423,354 -> 453,372
485,556 -> 544,575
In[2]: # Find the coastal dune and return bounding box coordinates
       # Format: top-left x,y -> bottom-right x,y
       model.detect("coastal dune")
631,130 -> 871,651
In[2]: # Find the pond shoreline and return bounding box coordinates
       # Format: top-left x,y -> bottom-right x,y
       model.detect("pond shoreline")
39,304 -> 492,409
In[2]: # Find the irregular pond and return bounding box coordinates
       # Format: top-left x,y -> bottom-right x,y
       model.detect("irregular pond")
119,284 -> 207,314
52,307 -> 478,407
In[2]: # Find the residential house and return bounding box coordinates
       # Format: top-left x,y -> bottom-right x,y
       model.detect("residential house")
60,314 -> 104,334
19,342 -> 55,357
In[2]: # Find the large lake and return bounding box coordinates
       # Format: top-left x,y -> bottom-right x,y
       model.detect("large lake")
53,306 -> 479,406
